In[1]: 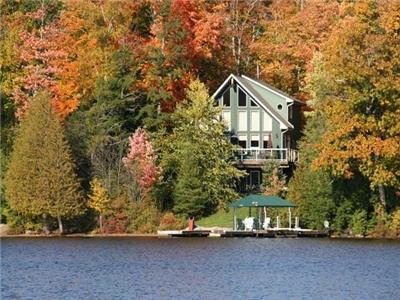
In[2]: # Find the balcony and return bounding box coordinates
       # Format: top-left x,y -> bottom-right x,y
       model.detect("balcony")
234,148 -> 298,166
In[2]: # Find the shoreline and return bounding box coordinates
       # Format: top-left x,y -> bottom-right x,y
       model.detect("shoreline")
1,233 -> 399,240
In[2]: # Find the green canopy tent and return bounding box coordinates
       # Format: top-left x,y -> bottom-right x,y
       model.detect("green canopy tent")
229,194 -> 296,230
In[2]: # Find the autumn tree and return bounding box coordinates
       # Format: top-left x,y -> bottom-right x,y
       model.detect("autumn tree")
312,0 -> 400,212
253,0 -> 339,100
88,178 -> 111,230
4,92 -> 84,233
123,128 -> 161,195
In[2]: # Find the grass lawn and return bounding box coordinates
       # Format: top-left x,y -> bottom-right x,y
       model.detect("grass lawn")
196,208 -> 250,228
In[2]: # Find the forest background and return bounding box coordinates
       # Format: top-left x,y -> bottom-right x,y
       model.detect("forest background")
1,0 -> 399,237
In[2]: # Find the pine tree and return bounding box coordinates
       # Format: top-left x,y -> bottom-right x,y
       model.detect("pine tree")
4,91 -> 84,233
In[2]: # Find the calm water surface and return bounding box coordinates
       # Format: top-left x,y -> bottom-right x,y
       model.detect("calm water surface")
1,237 -> 399,299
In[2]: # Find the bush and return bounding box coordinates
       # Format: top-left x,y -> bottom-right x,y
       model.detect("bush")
128,199 -> 160,233
158,212 -> 186,230
388,209 -> 400,238
350,210 -> 368,236
333,201 -> 354,233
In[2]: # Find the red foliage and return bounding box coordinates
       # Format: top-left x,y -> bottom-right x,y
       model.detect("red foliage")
122,128 -> 161,192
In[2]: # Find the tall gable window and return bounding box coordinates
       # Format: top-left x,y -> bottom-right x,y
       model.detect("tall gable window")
223,89 -> 230,107
238,88 -> 246,107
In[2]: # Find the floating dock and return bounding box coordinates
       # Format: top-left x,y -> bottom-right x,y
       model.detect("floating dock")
158,229 -> 329,238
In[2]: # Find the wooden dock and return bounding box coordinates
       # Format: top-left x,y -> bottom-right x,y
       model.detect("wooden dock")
158,229 -> 329,238
221,229 -> 329,238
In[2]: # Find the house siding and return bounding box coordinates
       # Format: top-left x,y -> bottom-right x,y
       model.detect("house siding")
219,84 -> 283,148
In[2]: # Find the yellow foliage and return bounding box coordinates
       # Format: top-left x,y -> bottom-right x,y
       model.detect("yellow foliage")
88,178 -> 111,214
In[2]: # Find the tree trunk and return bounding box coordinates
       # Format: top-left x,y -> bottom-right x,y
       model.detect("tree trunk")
57,215 -> 64,234
99,214 -> 103,231
42,214 -> 50,234
378,184 -> 387,213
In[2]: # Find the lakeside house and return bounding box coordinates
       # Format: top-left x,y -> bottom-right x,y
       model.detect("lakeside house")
212,74 -> 304,191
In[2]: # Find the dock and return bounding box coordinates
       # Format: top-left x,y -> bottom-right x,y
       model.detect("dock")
158,229 -> 329,238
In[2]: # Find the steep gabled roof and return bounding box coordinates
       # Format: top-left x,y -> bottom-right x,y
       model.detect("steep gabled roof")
212,74 -> 294,129
241,75 -> 304,105
234,76 -> 293,129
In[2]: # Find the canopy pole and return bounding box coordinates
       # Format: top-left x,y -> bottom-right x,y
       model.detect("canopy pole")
258,208 -> 261,230
249,207 -> 251,217
288,207 -> 292,229
263,207 -> 267,230
233,208 -> 237,230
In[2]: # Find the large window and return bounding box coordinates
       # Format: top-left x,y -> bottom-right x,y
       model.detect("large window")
250,111 -> 260,131
238,88 -> 246,107
263,111 -> 273,131
238,111 -> 247,131
250,134 -> 259,148
263,135 -> 270,149
223,89 -> 230,107
222,111 -> 231,130
238,135 -> 247,148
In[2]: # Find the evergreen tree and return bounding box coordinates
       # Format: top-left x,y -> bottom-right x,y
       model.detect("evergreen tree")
4,92 -> 84,233
159,80 -> 244,217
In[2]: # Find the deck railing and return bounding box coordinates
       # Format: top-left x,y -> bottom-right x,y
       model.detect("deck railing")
235,148 -> 298,163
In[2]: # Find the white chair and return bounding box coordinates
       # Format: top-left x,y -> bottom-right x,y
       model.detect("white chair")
263,217 -> 271,230
243,217 -> 254,231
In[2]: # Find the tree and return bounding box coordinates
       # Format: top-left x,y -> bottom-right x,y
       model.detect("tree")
312,1 -> 400,212
88,178 -> 111,230
252,0 -> 339,100
261,161 -> 286,197
123,128 -> 161,194
4,92 -> 84,233
158,80 -> 244,217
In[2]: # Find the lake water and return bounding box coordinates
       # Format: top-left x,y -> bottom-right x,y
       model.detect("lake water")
1,237 -> 399,299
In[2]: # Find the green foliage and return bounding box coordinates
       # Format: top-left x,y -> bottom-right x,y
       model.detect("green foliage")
333,201 -> 354,233
128,199 -> 160,233
261,161 -> 286,197
4,92 -> 84,232
350,210 -> 368,236
158,80 -> 245,217
130,1 -> 153,37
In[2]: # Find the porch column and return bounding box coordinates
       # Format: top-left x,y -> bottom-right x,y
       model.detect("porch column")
288,207 -> 292,229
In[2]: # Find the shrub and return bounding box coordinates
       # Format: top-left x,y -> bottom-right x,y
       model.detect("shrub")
389,209 -> 400,238
350,210 -> 368,236
158,212 -> 186,230
128,199 -> 160,233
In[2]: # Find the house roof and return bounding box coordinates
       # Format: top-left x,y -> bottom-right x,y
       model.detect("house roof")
229,194 -> 296,208
241,75 -> 304,105
212,74 -> 294,129
234,76 -> 293,129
